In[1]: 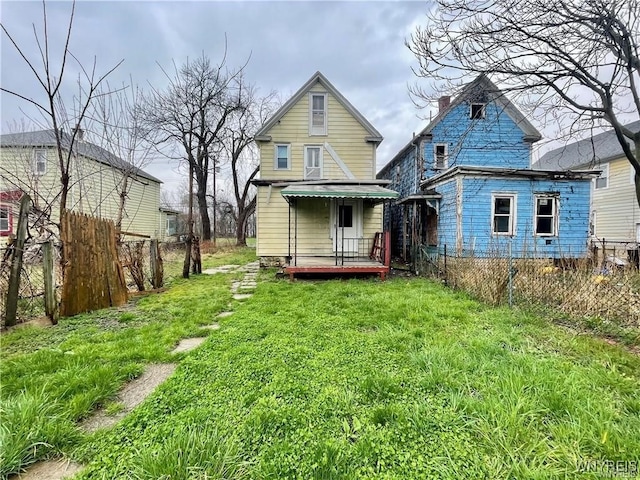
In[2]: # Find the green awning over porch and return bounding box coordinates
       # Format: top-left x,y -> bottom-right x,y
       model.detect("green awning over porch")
281,184 -> 399,201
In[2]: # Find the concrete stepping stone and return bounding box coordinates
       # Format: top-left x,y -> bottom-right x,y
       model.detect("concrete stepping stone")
11,458 -> 83,480
201,323 -> 220,330
172,337 -> 206,353
233,293 -> 253,301
217,311 -> 234,318
81,363 -> 177,433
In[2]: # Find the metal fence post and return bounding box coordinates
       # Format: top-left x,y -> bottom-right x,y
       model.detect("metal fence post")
508,239 -> 513,307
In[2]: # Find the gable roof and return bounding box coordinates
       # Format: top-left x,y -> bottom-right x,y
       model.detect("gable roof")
534,120 -> 640,171
378,74 -> 541,176
0,129 -> 162,183
255,71 -> 383,143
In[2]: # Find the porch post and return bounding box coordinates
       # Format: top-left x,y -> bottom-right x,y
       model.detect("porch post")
333,199 -> 337,266
288,198 -> 291,261
294,198 -> 298,266
341,197 -> 345,266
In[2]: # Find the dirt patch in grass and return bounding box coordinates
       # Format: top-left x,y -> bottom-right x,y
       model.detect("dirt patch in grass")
81,363 -> 176,433
10,458 -> 82,480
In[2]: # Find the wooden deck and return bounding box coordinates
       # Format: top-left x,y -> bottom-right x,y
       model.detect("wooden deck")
284,256 -> 390,280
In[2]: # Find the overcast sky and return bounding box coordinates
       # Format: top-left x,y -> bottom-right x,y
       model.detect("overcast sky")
1,1 -> 438,194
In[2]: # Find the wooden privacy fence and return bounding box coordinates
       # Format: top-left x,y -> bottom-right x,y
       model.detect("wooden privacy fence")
60,210 -> 128,317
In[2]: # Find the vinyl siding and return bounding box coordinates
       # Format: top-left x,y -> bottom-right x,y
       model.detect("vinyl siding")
259,84 -> 376,181
0,146 -> 161,245
592,157 -> 639,242
256,186 -> 383,257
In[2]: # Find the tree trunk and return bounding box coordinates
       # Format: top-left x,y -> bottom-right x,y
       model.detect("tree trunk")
236,211 -> 247,246
196,187 -> 211,241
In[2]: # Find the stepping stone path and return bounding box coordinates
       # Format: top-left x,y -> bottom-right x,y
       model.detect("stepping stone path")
11,459 -> 82,480
14,261 -> 261,480
171,337 -> 207,353
81,363 -> 177,433
231,261 -> 260,301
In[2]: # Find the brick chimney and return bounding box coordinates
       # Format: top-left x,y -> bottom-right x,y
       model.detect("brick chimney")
438,96 -> 451,113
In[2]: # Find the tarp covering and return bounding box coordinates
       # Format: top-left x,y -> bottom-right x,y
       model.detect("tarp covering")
281,184 -> 399,201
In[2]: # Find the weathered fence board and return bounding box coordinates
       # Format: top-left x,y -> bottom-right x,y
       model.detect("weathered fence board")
5,194 -> 31,327
60,210 -> 128,317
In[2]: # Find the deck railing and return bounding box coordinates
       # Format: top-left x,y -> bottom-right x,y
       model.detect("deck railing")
289,232 -> 390,267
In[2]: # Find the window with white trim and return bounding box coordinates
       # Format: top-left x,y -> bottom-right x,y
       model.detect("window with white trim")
33,149 -> 47,175
304,146 -> 323,179
309,93 -> 327,135
274,144 -> 290,170
595,164 -> 608,189
166,216 -> 177,236
434,143 -> 448,169
491,194 -> 516,235
0,205 -> 11,235
470,103 -> 486,119
534,195 -> 558,236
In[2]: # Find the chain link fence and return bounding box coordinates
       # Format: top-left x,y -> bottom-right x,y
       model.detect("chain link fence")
413,243 -> 640,331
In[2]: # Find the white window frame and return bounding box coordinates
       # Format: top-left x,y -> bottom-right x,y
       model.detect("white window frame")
0,205 -> 10,233
33,149 -> 47,176
304,145 -> 323,180
534,195 -> 559,237
594,164 -> 609,189
309,93 -> 328,136
590,211 -> 597,237
434,143 -> 448,169
166,216 -> 177,236
631,164 -> 637,186
274,143 -> 291,170
470,103 -> 486,120
491,193 -> 517,236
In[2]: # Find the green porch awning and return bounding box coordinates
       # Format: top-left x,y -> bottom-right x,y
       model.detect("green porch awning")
281,184 -> 399,202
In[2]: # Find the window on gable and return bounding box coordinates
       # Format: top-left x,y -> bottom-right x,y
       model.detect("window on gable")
0,205 -> 12,236
594,164 -> 608,189
434,144 -> 448,169
309,93 -> 327,135
470,103 -> 486,119
274,144 -> 290,170
33,149 -> 47,175
304,146 -> 323,179
492,194 -> 516,235
534,196 -> 558,236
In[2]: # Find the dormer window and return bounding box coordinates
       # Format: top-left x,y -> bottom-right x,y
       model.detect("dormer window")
470,103 -> 486,119
309,93 -> 327,135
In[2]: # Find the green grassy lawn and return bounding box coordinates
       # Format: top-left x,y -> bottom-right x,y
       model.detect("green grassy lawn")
2,249 -> 639,479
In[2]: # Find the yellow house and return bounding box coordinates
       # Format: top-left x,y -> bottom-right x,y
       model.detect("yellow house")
253,72 -> 398,279
535,121 -> 640,265
0,129 -> 167,248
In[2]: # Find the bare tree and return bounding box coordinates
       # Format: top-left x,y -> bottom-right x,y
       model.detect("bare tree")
87,80 -> 156,236
140,52 -> 247,241
220,81 -> 278,245
407,0 -> 640,206
1,0 -> 122,221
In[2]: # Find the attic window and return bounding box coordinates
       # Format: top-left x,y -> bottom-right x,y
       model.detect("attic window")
309,93 -> 327,135
434,144 -> 448,169
470,103 -> 486,119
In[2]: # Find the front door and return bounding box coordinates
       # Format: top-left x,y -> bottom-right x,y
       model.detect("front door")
333,199 -> 361,252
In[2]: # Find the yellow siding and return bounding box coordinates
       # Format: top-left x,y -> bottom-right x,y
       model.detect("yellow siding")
0,146 -> 161,245
255,78 -> 388,259
256,186 -> 384,257
593,157 -> 639,242
259,82 -> 376,181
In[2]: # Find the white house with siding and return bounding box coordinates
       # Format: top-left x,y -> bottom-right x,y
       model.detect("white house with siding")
252,71 -> 398,279
0,129 -> 167,247
534,121 -> 640,263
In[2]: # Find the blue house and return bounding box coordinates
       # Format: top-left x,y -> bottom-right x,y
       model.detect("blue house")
378,75 -> 597,260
